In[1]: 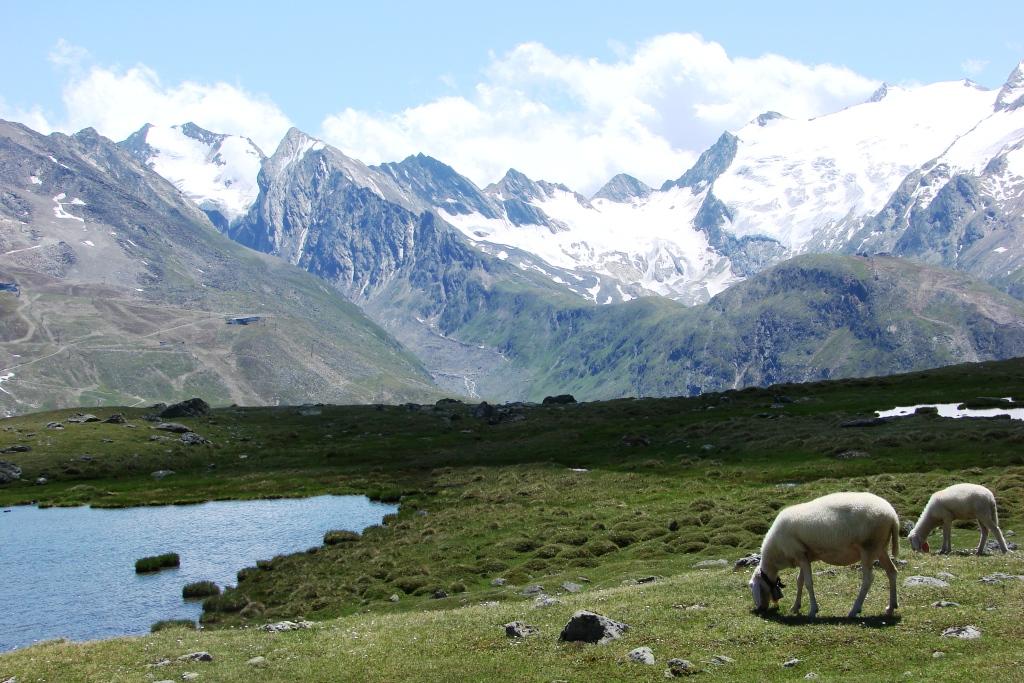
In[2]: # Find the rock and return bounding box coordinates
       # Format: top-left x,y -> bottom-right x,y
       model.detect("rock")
177,652 -> 213,662
561,581 -> 583,593
933,651 -> 945,659
986,540 -> 1018,552
708,655 -> 734,666
431,590 -> 448,600
833,449 -> 870,460
621,434 -> 651,447
980,572 -> 1024,584
932,600 -> 960,608
103,413 -> 126,424
389,594 -> 400,603
636,575 -> 659,584
904,575 -> 949,588
936,572 -> 956,580
805,674 -> 819,680
247,656 -> 267,667
471,402 -> 494,419
35,477 -> 47,485
154,422 -> 191,433
665,658 -> 697,677
1,445 -> 31,453
733,553 -> 761,569
0,460 -> 22,484
45,421 -> 64,430
558,610 -> 629,644
840,418 -> 887,427
915,406 -> 939,415
942,625 -> 981,639
521,584 -> 544,596
533,595 -> 560,608
783,658 -> 801,668
66,413 -> 100,423
542,394 -> 576,405
160,398 -> 210,419
627,646 -> 656,665
504,621 -> 538,638
693,559 -> 728,569
180,432 -> 209,446
261,620 -> 313,632
151,470 -> 175,480
490,578 -> 507,587
181,673 -> 199,681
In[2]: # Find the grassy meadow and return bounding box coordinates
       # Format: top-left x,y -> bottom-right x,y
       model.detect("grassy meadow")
1,358 -> 1023,680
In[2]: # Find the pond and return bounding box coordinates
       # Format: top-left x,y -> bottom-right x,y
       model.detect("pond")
0,495 -> 397,652
875,402 -> 1024,421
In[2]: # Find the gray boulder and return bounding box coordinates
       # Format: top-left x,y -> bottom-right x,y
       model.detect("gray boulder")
45,421 -> 64,430
504,621 -> 538,638
0,460 -> 22,484
151,470 -> 175,480
176,652 -> 213,662
734,553 -> 761,570
103,413 -> 127,424
160,398 -> 210,419
627,646 -> 655,665
180,432 -> 209,446
693,559 -> 728,569
942,625 -> 981,639
521,584 -> 544,596
665,659 -> 698,677
542,394 -> 576,405
260,620 -> 312,632
154,422 -> 191,434
904,575 -> 949,588
560,581 -> 583,593
558,610 -> 629,644
66,413 -> 100,423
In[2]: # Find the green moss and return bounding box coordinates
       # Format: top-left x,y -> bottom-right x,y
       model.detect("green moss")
182,581 -> 220,599
134,553 -> 179,573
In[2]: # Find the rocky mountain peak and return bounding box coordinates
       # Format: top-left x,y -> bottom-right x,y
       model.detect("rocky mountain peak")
867,83 -> 889,103
754,111 -> 786,127
661,131 -> 738,192
591,173 -> 652,203
995,60 -> 1024,111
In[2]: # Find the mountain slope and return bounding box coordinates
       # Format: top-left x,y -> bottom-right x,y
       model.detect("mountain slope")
0,120 -> 439,414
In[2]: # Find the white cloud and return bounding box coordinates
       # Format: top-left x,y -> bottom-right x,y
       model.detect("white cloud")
320,33 -> 879,193
961,58 -> 989,77
2,41 -> 291,153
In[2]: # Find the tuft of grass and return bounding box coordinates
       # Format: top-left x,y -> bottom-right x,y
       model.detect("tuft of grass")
323,529 -> 361,545
182,581 -> 220,599
134,553 -> 179,573
201,593 -> 248,614
149,619 -> 195,633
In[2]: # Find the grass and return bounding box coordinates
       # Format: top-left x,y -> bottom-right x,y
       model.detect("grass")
134,553 -> 180,574
150,619 -> 196,633
182,581 -> 221,599
1,358 -> 1024,680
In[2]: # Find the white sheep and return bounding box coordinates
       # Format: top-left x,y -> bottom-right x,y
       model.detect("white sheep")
908,483 -> 1008,555
749,492 -> 900,619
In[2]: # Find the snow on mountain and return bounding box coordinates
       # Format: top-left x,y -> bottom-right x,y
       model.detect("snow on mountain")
713,79 -> 998,251
120,122 -> 265,228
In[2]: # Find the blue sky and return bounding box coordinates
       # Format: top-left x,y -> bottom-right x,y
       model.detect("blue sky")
2,1 -> 1022,190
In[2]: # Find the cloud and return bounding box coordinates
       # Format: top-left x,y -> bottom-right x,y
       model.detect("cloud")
2,41 -> 291,153
961,58 -> 989,77
320,33 -> 879,192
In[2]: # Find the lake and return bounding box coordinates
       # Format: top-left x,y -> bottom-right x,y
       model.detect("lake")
876,402 -> 1024,421
0,495 -> 397,651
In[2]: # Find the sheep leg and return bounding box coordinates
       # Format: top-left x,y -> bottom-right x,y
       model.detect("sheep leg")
799,558 -> 818,619
979,511 -> 1009,553
791,566 -> 805,614
991,524 -> 1009,553
940,521 -> 952,554
878,552 -> 898,615
977,524 -> 990,556
849,550 -> 874,618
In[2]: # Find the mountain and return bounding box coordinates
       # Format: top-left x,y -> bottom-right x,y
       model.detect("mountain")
0,120 -> 439,414
120,122 -> 265,230
591,173 -> 651,203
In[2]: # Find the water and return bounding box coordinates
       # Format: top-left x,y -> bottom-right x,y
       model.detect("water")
0,495 -> 397,651
875,401 -> 1024,421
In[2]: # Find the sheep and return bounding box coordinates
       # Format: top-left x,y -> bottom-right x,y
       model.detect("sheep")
908,483 -> 1008,555
749,492 -> 900,619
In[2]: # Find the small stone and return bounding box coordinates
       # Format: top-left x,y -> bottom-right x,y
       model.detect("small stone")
692,559 -> 728,569
261,620 -> 313,632
936,572 -> 956,580
103,413 -> 126,424
783,658 -> 801,668
932,600 -> 960,608
804,674 -> 819,680
636,575 -> 659,584
627,646 -> 656,665
533,594 -> 560,608
521,584 -> 544,596
431,590 -> 448,600
151,469 -> 175,480
45,421 -> 64,430
665,658 -> 696,677
561,581 -> 583,593
247,656 -> 267,667
154,422 -> 190,434
504,621 -> 538,638
904,575 -> 949,588
65,413 -> 100,423
708,655 -> 734,666
389,594 -> 400,603
932,651 -> 945,659
980,573 -> 1024,584
181,673 -> 199,681
941,625 -> 981,639
491,578 -> 507,586
180,432 -> 209,446
733,554 -> 761,570
35,477 -> 48,485
176,652 -> 213,663
559,610 -> 629,644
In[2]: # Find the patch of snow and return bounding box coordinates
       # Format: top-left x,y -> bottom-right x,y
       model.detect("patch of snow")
876,403 -> 1024,421
0,372 -> 14,396
81,240 -> 95,247
994,246 -> 1009,253
29,175 -> 41,185
69,198 -> 87,206
52,194 -> 84,222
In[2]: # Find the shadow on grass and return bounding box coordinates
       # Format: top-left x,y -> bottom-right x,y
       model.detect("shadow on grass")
754,608 -> 901,628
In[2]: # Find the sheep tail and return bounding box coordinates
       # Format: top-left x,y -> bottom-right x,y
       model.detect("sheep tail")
890,519 -> 900,558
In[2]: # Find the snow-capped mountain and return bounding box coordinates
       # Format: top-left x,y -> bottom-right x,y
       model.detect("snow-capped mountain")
120,122 -> 265,229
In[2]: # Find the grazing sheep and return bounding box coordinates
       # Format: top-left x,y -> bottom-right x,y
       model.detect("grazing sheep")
908,483 -> 1008,555
750,492 -> 900,619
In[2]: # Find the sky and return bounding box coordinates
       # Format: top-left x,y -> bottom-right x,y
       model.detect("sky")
2,1 -> 1022,193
